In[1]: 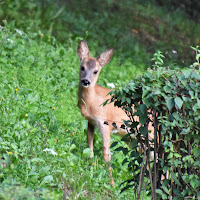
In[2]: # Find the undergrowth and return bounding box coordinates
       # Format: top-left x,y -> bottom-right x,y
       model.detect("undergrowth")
0,21 -> 146,199
0,0 -> 199,199
0,0 -> 199,67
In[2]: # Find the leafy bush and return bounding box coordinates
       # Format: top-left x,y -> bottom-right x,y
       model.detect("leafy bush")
1,0 -> 200,197
109,49 -> 200,199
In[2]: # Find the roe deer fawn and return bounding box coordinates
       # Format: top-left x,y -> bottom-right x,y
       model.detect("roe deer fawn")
77,40 -> 133,183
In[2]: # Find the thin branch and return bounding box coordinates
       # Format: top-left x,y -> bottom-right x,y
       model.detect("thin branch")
137,156 -> 147,200
145,128 -> 155,200
153,110 -> 158,199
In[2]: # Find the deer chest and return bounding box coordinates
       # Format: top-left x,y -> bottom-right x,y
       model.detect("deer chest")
78,99 -> 103,123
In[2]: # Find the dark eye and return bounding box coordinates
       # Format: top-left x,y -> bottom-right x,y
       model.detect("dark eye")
93,70 -> 98,74
81,66 -> 85,71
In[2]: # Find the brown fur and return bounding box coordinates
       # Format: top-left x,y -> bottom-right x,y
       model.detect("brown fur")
77,41 -> 130,163
77,40 -> 154,185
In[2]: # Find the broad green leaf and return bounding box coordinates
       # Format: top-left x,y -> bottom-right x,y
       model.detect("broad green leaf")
162,185 -> 170,194
197,53 -> 200,60
142,87 -> 150,98
139,126 -> 147,136
130,121 -> 139,128
122,148 -> 129,155
162,193 -> 168,199
197,191 -> 200,200
167,152 -> 173,159
140,104 -> 147,114
194,160 -> 200,167
156,189 -> 164,196
173,112 -> 182,121
122,158 -> 128,165
167,97 -> 174,111
28,172 -> 39,176
70,144 -> 76,151
190,179 -> 200,189
144,97 -> 152,108
180,127 -> 190,134
163,85 -> 171,93
171,172 -> 181,186
174,153 -> 181,158
189,90 -> 194,99
126,97 -> 131,104
29,55 -> 35,63
192,72 -> 200,80
139,113 -> 147,125
115,147 -> 124,152
39,166 -> 50,175
183,70 -> 191,78
83,148 -> 91,157
182,96 -> 190,102
194,147 -> 200,158
110,141 -> 118,148
131,139 -> 138,149
42,175 -> 53,183
174,97 -> 183,109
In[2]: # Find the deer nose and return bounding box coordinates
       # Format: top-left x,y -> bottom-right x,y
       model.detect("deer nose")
81,79 -> 91,87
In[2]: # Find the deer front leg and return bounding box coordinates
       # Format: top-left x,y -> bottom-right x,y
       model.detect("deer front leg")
100,125 -> 114,185
87,122 -> 95,158
101,127 -> 111,162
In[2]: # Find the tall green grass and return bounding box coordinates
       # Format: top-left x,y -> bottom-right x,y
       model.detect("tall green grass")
0,21 -> 148,199
0,0 -> 199,199
1,0 -> 199,67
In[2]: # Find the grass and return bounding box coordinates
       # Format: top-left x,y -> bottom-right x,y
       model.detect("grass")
1,0 -> 200,67
0,21 -> 148,199
0,0 -> 199,199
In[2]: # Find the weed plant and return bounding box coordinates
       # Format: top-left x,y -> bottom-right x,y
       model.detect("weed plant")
0,0 -> 200,199
0,21 -> 148,199
0,0 -> 200,67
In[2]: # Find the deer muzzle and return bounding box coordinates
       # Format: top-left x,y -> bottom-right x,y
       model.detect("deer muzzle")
81,79 -> 91,87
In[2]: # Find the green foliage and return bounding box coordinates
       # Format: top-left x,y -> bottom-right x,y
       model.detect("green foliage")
0,21 -> 79,199
0,22 -> 140,199
109,51 -> 200,199
151,50 -> 165,68
1,0 -> 200,199
191,46 -> 200,70
0,178 -> 59,200
1,0 -> 200,67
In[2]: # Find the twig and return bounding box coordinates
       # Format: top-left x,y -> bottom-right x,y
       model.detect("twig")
137,156 -> 147,200
153,110 -> 158,199
145,129 -> 155,200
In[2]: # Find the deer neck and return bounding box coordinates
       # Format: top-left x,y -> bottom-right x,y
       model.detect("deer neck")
78,83 -> 98,120
78,83 -> 96,104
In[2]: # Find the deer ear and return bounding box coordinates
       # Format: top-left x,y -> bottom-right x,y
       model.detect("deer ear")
97,48 -> 113,66
77,40 -> 89,60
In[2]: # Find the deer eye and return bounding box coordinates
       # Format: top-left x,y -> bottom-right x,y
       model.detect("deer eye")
81,66 -> 85,71
93,70 -> 98,74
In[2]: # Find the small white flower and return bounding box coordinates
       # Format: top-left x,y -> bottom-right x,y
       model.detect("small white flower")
7,38 -> 14,44
172,50 -> 177,54
43,148 -> 58,155
15,29 -> 23,35
107,83 -> 115,89
43,148 -> 49,152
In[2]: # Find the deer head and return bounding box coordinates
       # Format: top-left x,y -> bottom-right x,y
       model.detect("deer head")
77,40 -> 113,88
